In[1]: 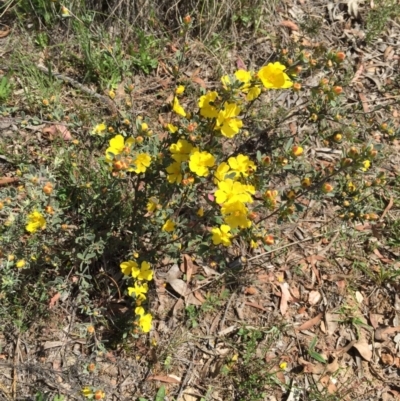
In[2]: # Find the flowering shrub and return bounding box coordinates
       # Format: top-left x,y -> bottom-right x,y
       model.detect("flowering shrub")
0,18 -> 390,338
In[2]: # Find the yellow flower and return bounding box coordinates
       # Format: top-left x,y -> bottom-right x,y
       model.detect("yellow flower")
175,85 -> 185,95
135,261 -> 153,281
162,219 -> 175,232
139,313 -> 152,333
141,122 -> 149,132
167,123 -> 178,133
215,179 -> 255,205
246,86 -> 261,101
213,162 -> 231,184
170,139 -> 193,162
291,145 -> 303,156
172,97 -> 186,117
26,211 -> 46,233
108,89 -> 116,99
105,135 -> 135,162
135,306 -> 145,316
347,182 -> 356,192
228,154 -> 256,177
61,6 -> 70,17
279,362 -> 288,370
120,260 -> 138,276
197,207 -> 204,217
361,160 -> 370,171
250,240 -> 258,249
147,197 -> 158,212
215,103 -> 243,138
198,91 -> 219,118
16,259 -> 26,268
133,153 -> 151,173
128,282 -> 148,300
92,123 -> 107,136
235,69 -> 252,86
166,162 -> 183,184
82,387 -> 93,398
189,150 -> 215,177
221,201 -> 252,229
211,225 -> 233,247
258,62 -> 293,89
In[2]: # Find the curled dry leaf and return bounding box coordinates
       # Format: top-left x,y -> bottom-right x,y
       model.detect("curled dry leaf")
244,286 -> 258,295
325,312 -> 339,336
279,282 -> 291,316
146,375 -> 181,384
42,124 -> 72,141
0,26 -> 10,38
320,375 -> 337,394
49,292 -> 61,308
353,339 -> 372,361
296,312 -> 323,332
280,20 -> 299,31
308,290 -> 322,305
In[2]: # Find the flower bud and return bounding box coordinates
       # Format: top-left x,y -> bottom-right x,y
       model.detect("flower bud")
264,235 -> 274,245
332,86 -> 342,95
43,182 -> 53,195
322,183 -> 333,193
335,51 -> 346,62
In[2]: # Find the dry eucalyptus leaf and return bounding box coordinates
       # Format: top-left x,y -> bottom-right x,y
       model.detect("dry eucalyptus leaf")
353,339 -> 372,361
279,282 -> 291,316
42,124 -> 72,141
168,279 -> 188,297
325,312 -> 339,336
166,264 -> 182,281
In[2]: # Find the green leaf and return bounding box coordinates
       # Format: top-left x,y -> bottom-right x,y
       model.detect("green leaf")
155,385 -> 166,401
308,349 -> 327,364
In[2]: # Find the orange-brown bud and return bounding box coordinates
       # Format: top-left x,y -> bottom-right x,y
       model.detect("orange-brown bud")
264,235 -> 274,245
333,86 -> 342,95
43,182 -> 53,195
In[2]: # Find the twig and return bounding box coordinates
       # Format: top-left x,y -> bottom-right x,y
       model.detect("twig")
175,348 -> 197,401
12,335 -> 20,400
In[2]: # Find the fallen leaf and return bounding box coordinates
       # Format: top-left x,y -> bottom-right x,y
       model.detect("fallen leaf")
42,124 -> 72,141
308,290 -> 321,305
183,254 -> 195,282
381,352 -> 394,365
178,387 -> 200,401
49,292 -> 61,308
193,290 -> 205,304
244,287 -> 258,295
325,312 -> 339,336
375,326 -> 400,341
236,56 -> 247,70
296,313 -> 323,331
320,375 -> 337,394
0,27 -> 10,38
279,282 -> 291,316
245,301 -> 268,312
298,357 -> 324,374
280,20 -> 299,31
168,279 -> 188,297
355,291 -> 364,304
351,63 -> 364,83
353,339 -> 372,361
191,76 -> 207,89
166,264 -> 182,281
326,358 -> 339,373
147,375 -> 181,384
202,265 -> 219,276
369,313 -> 383,329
